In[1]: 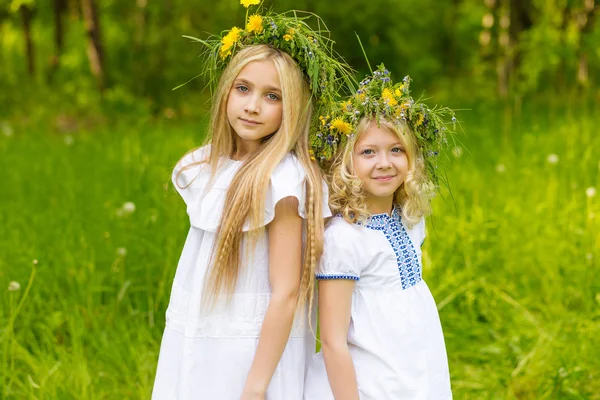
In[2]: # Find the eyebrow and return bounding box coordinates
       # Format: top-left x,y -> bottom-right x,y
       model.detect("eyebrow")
357,141 -> 404,148
234,78 -> 282,93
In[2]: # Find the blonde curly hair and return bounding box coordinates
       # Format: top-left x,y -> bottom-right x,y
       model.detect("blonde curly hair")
328,117 -> 435,228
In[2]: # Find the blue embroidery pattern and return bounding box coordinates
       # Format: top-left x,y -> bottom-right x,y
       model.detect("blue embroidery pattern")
316,274 -> 360,281
365,208 -> 422,290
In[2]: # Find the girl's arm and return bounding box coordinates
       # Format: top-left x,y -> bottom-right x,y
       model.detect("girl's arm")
241,197 -> 303,399
319,278 -> 360,400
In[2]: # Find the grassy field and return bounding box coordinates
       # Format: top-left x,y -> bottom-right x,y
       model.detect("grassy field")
1,102 -> 599,399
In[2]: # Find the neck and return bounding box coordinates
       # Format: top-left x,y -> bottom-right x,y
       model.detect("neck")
365,194 -> 394,216
232,138 -> 261,160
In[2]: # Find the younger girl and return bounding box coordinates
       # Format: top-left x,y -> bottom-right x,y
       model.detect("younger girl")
152,6 -> 353,400
304,65 -> 455,399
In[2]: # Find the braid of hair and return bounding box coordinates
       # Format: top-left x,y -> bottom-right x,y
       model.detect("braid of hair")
305,180 -> 317,333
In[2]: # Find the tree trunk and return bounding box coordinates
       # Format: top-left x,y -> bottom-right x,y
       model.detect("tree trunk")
48,0 -> 67,81
81,0 -> 106,90
135,0 -> 148,48
576,1 -> 595,87
20,5 -> 35,77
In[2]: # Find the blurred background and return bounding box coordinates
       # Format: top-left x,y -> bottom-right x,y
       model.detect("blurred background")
1,0 -> 599,398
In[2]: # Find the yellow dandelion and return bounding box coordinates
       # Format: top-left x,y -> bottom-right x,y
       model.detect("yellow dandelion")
240,0 -> 260,8
246,14 -> 263,34
219,27 -> 242,59
415,113 -> 424,127
219,47 -> 232,60
283,34 -> 292,41
330,118 -> 352,135
288,28 -> 295,35
341,100 -> 351,111
381,88 -> 398,107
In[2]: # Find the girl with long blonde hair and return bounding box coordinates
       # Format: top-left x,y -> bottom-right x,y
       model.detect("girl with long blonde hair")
152,5 -> 353,400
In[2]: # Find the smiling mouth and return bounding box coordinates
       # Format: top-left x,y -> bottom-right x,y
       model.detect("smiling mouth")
372,176 -> 396,181
240,118 -> 262,125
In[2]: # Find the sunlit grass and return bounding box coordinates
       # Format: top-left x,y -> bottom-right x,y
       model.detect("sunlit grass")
0,104 -> 598,399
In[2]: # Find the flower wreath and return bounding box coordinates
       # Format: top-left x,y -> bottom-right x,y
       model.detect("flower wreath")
310,63 -> 459,187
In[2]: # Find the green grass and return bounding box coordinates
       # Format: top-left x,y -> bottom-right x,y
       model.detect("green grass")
1,103 -> 598,399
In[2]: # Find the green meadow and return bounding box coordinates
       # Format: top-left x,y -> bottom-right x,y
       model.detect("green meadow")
1,100 -> 598,399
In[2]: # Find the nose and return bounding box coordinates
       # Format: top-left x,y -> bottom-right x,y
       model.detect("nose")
244,95 -> 260,114
376,153 -> 392,169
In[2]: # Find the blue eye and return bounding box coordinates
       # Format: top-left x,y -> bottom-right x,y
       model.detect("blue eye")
361,149 -> 374,155
237,85 -> 249,92
391,147 -> 405,153
266,93 -> 280,101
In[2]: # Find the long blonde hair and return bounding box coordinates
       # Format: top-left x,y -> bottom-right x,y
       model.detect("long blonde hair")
179,45 -> 324,312
329,117 -> 434,227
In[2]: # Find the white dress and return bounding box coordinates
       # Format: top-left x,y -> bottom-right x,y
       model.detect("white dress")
304,209 -> 452,400
152,145 -> 330,400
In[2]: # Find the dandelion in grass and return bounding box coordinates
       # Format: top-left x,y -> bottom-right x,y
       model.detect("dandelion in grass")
32,259 -> 38,265
117,247 -> 127,257
586,187 -> 596,198
495,164 -> 505,173
123,202 -> 136,213
64,135 -> 74,146
1,122 -> 14,137
8,281 -> 20,291
547,154 -> 559,164
586,253 -> 593,261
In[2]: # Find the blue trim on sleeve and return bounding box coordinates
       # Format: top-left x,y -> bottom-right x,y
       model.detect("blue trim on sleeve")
316,274 -> 360,281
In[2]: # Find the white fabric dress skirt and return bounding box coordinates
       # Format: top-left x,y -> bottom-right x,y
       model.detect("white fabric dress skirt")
304,211 -> 452,400
152,146 -> 330,400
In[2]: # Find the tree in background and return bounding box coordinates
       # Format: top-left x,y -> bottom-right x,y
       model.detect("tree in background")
0,0 -> 597,120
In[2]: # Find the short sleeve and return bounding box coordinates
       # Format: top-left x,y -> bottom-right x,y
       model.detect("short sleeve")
263,154 -> 332,227
316,219 -> 362,281
172,149 -> 331,232
171,145 -> 211,207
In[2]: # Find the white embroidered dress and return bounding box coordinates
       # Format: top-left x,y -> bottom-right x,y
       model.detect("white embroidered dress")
304,209 -> 452,400
152,145 -> 330,400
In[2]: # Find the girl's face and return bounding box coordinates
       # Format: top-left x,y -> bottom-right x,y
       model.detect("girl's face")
353,121 -> 409,212
226,60 -> 283,155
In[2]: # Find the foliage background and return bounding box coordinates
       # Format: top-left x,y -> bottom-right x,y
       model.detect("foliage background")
1,0 -> 599,398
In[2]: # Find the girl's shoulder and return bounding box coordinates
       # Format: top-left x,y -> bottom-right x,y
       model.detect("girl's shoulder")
266,152 -> 332,222
317,217 -> 366,278
270,152 -> 306,187
172,148 -> 331,231
324,217 -> 365,248
403,216 -> 426,248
